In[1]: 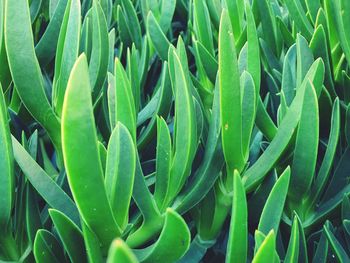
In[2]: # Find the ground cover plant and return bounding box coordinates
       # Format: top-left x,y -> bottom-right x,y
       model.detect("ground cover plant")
1,0 -> 350,262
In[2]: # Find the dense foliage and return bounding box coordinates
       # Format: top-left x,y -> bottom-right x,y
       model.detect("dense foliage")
1,0 -> 350,262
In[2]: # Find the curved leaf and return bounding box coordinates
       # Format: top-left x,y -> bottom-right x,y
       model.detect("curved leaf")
258,167 -> 290,235
5,0 -> 61,149
33,230 -> 66,263
219,9 -> 244,172
105,122 -> 136,230
62,54 -> 121,249
12,136 -> 80,225
290,81 -> 319,200
133,209 -> 190,263
252,230 -> 276,263
243,59 -> 324,192
226,171 -> 247,263
107,239 -> 138,263
147,11 -> 171,60
0,86 -> 13,230
49,209 -> 87,263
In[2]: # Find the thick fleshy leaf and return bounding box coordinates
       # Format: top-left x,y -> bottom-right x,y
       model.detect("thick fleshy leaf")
12,136 -> 80,225
164,47 -> 197,205
193,0 -> 214,56
105,122 -> 136,229
154,117 -> 171,211
147,11 -> 171,60
226,171 -> 247,263
289,81 -> 319,200
35,0 -> 69,65
88,1 -> 109,94
133,208 -> 190,263
252,230 -> 276,263
243,59 -> 324,192
61,54 -> 121,250
308,99 -> 340,207
257,0 -> 279,54
49,209 -> 87,263
107,239 -> 138,263
284,216 -> 299,263
120,0 -> 142,50
284,0 -> 313,40
114,58 -> 136,140
173,84 -> 224,214
246,1 -> 260,98
258,167 -> 290,235
241,71 -> 256,160
5,0 -> 61,149
296,35 -> 314,89
0,86 -> 13,230
324,222 -> 350,262
33,230 -> 66,263
223,0 -> 244,39
53,0 -> 81,116
219,9 -> 244,172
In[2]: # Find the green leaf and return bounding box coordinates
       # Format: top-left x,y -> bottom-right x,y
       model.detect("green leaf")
5,0 -> 61,150
173,84 -> 224,214
117,5 -> 133,47
158,0 -> 176,33
114,58 -> 136,141
12,136 -> 80,225
107,239 -> 138,263
284,0 -> 313,40
147,11 -> 171,60
137,61 -> 172,149
195,40 -> 218,83
223,0 -> 244,39
126,156 -> 162,247
193,0 -> 215,56
258,167 -> 290,235
284,216 -> 299,263
121,0 -> 142,50
305,0 -> 320,23
329,0 -> 350,64
226,171 -> 247,263
82,221 -> 103,263
133,208 -> 190,263
241,71 -> 256,160
33,229 -> 66,263
219,9 -> 244,172
105,122 -> 136,230
243,59 -> 324,192
154,117 -> 172,211
289,80 -> 319,200
296,34 -> 314,89
0,86 -> 13,230
62,54 -> 121,250
257,0 -> 279,54
282,44 -> 297,106
310,25 -> 336,98
252,230 -> 276,263
312,231 -> 328,263
165,46 -> 197,204
89,1 -> 109,94
255,97 -> 278,141
53,0 -> 81,116
35,0 -> 69,65
246,1 -> 260,99
49,209 -> 87,263
25,185 -> 42,245
308,99 -> 340,207
324,221 -> 350,262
